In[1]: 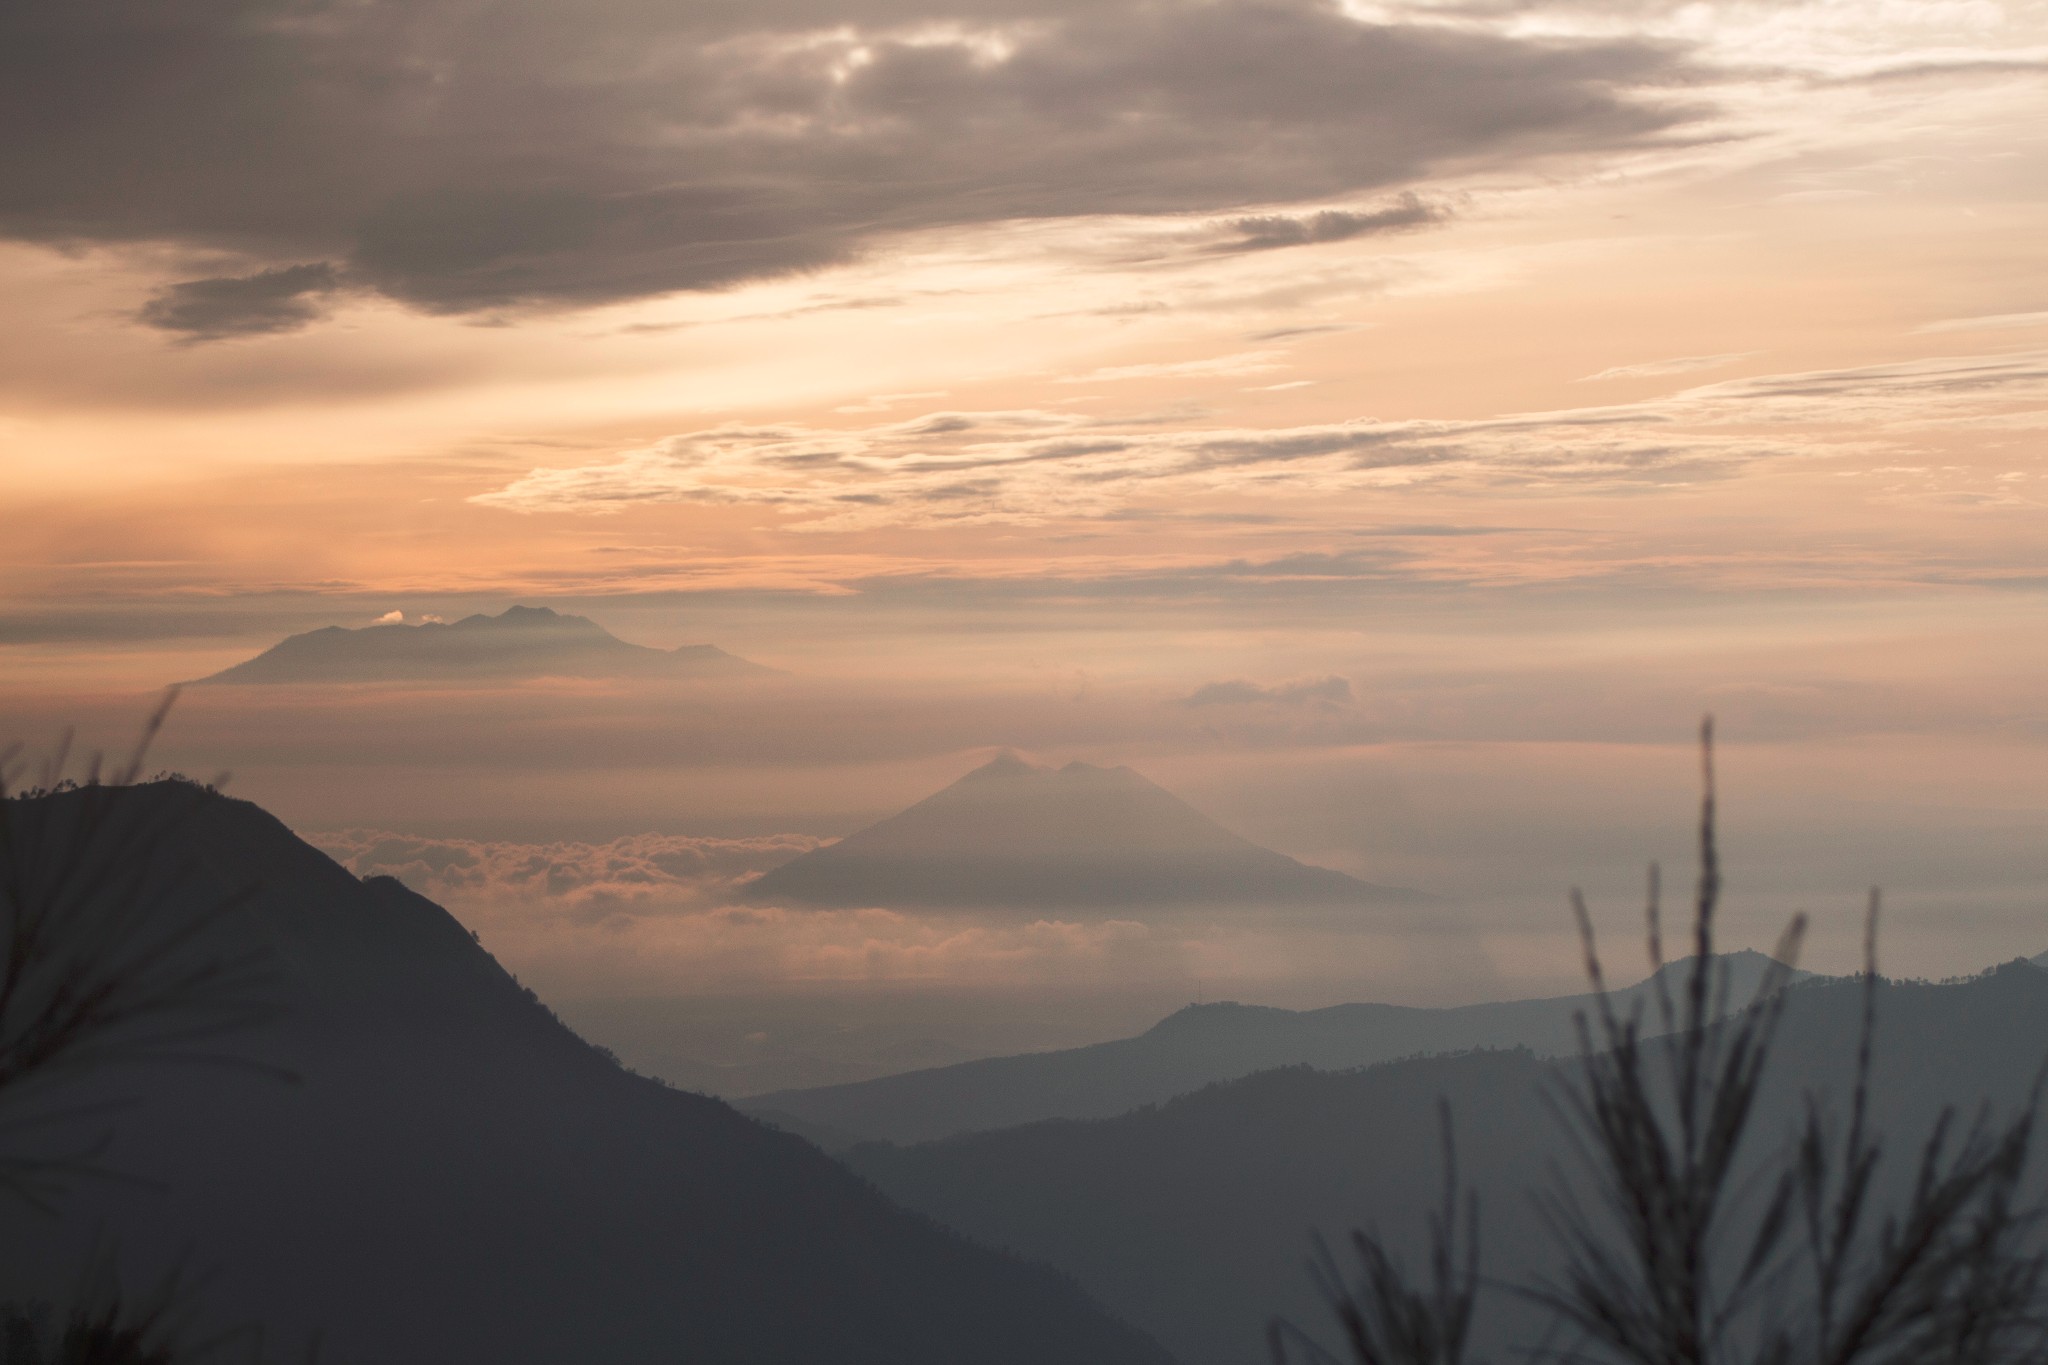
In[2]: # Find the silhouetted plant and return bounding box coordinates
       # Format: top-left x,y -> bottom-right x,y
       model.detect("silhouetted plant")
1278,720 -> 2048,1365
0,1260 -> 272,1365
4,1288 -> 182,1364
1271,1101 -> 1479,1365
0,695 -> 284,1364
0,690 -> 275,1201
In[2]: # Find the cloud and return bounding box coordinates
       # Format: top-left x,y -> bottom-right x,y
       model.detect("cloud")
0,0 -> 1700,333
472,350 -> 2048,527
1915,312 -> 2048,335
1826,56 -> 2048,85
136,262 -> 340,340
1248,324 -> 1358,342
308,826 -> 1179,992
836,390 -> 952,415
1351,523 -> 1537,537
1182,675 -> 1354,707
314,829 -> 827,913
1213,193 -> 1448,253
1577,351 -> 1754,381
1058,350 -> 1287,384
1688,352 -> 2048,419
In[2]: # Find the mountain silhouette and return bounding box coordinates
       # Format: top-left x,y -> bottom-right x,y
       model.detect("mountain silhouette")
194,604 -> 771,683
847,963 -> 2048,1365
0,783 -> 1175,1365
746,752 -> 1428,912
744,949 -> 1806,1144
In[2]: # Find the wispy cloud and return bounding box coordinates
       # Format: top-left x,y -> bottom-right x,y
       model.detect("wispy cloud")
835,391 -> 952,415
1058,351 -> 1287,385
1210,194 -> 1450,254
1578,352 -> 1755,381
1915,312 -> 2048,335
474,350 -> 2048,528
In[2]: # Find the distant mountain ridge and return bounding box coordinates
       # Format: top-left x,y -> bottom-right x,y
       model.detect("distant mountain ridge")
0,783 -> 1174,1365
746,752 -> 1428,912
744,949 -> 1809,1145
195,604 -> 771,683
846,963 -> 2048,1365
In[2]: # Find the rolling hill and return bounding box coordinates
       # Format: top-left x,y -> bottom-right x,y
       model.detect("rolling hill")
744,949 -> 1804,1144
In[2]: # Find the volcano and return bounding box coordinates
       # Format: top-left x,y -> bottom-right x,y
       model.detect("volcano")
745,753 -> 1426,911
195,604 -> 770,683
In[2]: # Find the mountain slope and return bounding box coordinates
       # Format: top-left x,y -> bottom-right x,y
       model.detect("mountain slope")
747,753 -> 1427,911
847,965 -> 2048,1365
0,783 -> 1175,1365
196,604 -> 770,683
744,949 -> 1803,1144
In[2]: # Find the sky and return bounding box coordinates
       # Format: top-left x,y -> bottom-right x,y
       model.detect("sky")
4,0 -> 2048,1023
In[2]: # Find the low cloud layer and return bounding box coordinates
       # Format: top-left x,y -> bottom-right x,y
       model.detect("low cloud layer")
0,0 -> 1697,337
473,350 -> 2048,527
310,826 -> 1183,994
315,828 -> 826,912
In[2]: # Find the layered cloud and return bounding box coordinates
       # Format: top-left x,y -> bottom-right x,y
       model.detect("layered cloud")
314,829 -> 826,912
0,0 -> 1699,337
472,350 -> 2048,527
309,826 -> 1180,992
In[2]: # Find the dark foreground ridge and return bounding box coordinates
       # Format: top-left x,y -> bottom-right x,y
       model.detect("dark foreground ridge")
194,603 -> 773,683
0,782 -> 1176,1365
847,963 -> 2048,1365
747,751 -> 1429,912
745,948 -> 1804,1144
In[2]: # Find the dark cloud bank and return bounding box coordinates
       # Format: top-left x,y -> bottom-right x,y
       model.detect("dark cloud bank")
1,0 -> 1700,338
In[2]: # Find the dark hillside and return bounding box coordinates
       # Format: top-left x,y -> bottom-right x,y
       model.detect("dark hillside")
0,783 -> 1176,1365
849,967 -> 2048,1365
851,1050 -> 1560,1365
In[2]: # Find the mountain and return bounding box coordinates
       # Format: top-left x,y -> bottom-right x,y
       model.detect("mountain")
743,949 -> 1806,1145
745,752 -> 1427,911
194,604 -> 771,683
0,783 -> 1176,1365
846,965 -> 2048,1365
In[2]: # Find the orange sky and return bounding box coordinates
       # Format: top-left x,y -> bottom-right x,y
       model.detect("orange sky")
4,0 -> 2048,1001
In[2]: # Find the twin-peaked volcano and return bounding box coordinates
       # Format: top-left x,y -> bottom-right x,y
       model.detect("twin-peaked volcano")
746,753 -> 1426,911
196,604 -> 770,684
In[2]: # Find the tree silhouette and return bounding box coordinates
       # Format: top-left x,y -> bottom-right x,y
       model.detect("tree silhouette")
1277,721 -> 2048,1365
